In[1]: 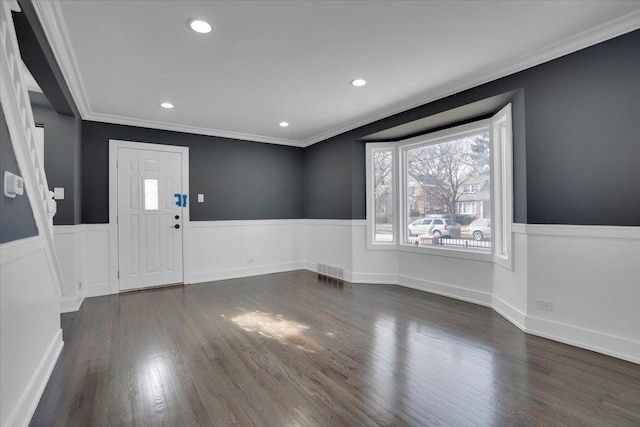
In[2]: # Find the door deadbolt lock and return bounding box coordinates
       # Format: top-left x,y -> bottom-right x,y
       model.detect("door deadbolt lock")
175,215 -> 180,220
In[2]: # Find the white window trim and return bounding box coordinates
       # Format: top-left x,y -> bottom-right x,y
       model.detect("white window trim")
365,142 -> 398,250
365,104 -> 514,266
491,104 -> 514,270
457,202 -> 478,215
463,184 -> 479,193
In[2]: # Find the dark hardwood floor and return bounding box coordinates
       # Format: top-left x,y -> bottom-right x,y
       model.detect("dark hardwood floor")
31,270 -> 640,426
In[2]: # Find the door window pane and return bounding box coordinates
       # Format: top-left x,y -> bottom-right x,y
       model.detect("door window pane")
144,179 -> 159,210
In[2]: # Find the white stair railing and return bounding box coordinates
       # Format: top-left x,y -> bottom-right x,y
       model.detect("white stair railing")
1,0 -> 64,297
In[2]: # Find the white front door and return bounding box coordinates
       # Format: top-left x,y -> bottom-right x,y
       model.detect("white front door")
117,147 -> 185,291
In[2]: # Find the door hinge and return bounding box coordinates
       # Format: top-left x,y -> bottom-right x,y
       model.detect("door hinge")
117,271 -> 119,279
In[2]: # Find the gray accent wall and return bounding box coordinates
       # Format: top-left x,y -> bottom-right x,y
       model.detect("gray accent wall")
0,106 -> 38,243
81,122 -> 304,223
30,92 -> 78,225
303,136 -> 358,219
17,9 -> 639,227
304,29 -> 640,226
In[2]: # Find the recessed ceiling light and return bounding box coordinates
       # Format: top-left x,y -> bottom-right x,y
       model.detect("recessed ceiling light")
279,121 -> 289,128
188,19 -> 213,34
351,78 -> 367,87
160,102 -> 174,109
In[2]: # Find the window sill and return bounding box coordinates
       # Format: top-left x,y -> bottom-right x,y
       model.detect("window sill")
398,243 -> 493,262
493,253 -> 513,271
367,241 -> 494,262
366,241 -> 398,251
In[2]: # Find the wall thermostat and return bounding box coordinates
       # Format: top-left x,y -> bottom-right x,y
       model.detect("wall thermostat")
4,171 -> 24,198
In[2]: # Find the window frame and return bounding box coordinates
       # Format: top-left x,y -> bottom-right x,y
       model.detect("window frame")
490,104 -> 514,269
463,184 -> 479,193
457,202 -> 478,215
365,104 -> 513,266
365,142 -> 398,250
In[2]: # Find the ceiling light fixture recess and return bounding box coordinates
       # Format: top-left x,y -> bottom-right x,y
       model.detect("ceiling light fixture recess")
279,121 -> 289,128
351,78 -> 367,87
188,19 -> 213,34
160,102 -> 174,109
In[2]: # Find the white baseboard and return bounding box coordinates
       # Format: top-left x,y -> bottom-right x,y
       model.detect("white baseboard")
4,329 -> 63,427
311,265 -> 493,308
82,282 -> 111,298
398,274 -> 493,307
526,316 -> 640,365
59,295 -> 84,313
349,272 -> 399,285
310,263 -> 638,365
492,295 -> 527,331
189,261 -> 307,284
348,270 -> 493,307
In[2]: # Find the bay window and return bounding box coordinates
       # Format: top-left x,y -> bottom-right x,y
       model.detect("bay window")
366,104 -> 513,267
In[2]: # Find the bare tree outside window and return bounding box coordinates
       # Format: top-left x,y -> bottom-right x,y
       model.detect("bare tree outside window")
373,150 -> 393,241
407,136 -> 483,215
406,132 -> 491,246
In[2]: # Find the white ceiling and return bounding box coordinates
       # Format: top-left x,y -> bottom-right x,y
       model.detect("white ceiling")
34,1 -> 640,147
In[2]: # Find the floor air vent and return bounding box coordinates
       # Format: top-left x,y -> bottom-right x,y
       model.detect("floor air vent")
317,263 -> 344,285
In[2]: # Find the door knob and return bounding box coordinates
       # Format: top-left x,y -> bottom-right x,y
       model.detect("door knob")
171,224 -> 180,229
175,215 -> 180,220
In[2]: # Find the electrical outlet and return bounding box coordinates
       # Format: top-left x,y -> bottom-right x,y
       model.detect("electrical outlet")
535,299 -> 553,311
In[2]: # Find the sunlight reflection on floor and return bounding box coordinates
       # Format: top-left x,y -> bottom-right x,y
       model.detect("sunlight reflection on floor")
230,311 -> 321,353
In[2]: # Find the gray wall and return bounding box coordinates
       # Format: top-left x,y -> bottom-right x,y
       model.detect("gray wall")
305,29 -> 640,226
303,136 -> 359,219
82,122 -> 304,223
17,6 -> 640,227
30,92 -> 78,225
0,106 -> 38,243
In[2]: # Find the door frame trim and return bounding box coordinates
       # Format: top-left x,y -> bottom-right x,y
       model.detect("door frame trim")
108,139 -> 191,294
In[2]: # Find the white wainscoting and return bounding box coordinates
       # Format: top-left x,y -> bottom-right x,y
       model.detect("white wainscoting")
306,219 -> 493,306
1,236 -> 63,427
305,219 -> 357,279
53,225 -> 83,313
188,220 -> 307,284
80,224 -> 112,297
492,226 -> 528,330
523,224 -> 640,364
305,220 -> 639,364
56,219 -> 639,364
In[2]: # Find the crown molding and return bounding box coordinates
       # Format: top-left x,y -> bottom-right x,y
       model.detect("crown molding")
34,1 -> 640,148
299,9 -> 640,147
85,111 -> 305,147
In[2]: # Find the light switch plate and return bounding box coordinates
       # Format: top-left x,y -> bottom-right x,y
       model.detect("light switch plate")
54,187 -> 64,200
198,193 -> 204,203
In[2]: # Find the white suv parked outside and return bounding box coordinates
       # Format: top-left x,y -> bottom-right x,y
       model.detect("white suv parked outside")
408,217 -> 461,238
